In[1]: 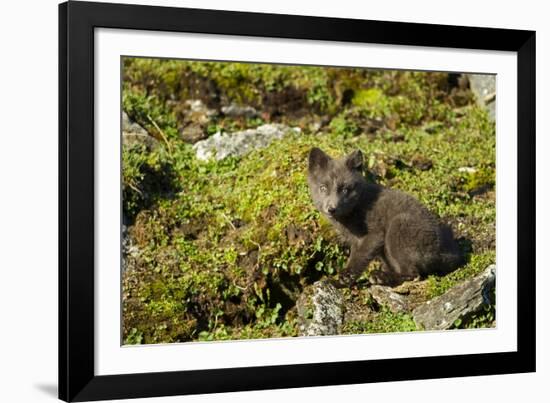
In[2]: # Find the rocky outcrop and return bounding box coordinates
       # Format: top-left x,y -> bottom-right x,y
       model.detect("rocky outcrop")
467,74 -> 496,120
296,280 -> 344,336
193,124 -> 299,161
295,264 -> 496,335
413,265 -> 496,330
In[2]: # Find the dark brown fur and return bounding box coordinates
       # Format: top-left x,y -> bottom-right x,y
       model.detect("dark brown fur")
307,147 -> 462,287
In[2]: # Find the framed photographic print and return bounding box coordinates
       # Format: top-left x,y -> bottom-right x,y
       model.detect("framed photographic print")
59,1 -> 535,401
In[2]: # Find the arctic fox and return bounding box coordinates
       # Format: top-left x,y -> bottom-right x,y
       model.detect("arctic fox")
307,147 -> 463,287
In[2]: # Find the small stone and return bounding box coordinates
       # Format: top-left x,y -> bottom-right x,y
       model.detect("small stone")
122,112 -> 159,150
458,167 -> 477,174
180,124 -> 207,144
221,104 -> 258,118
182,99 -> 217,124
185,99 -> 216,116
296,280 -> 344,336
122,111 -> 147,136
123,132 -> 159,150
369,285 -> 409,313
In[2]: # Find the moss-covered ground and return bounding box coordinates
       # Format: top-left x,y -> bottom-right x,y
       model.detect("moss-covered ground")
121,58 -> 496,344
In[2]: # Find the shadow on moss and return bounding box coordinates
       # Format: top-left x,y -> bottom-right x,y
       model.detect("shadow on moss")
122,145 -> 180,222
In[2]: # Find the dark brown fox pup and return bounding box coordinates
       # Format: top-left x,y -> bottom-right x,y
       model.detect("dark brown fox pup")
307,147 -> 463,287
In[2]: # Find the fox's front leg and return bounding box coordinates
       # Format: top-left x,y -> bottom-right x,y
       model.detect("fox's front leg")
336,248 -> 369,288
335,238 -> 383,288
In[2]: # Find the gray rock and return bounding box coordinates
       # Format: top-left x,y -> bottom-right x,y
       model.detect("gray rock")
467,74 -> 496,120
369,285 -> 409,313
193,124 -> 299,161
296,280 -> 344,336
122,111 -> 147,135
413,264 -> 496,330
122,112 -> 159,149
185,99 -> 217,117
221,104 -> 258,118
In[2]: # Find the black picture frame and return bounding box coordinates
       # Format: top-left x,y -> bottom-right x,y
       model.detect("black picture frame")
59,1 -> 536,401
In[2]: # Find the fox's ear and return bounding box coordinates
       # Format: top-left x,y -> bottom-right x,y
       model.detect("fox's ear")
309,147 -> 330,173
346,149 -> 363,172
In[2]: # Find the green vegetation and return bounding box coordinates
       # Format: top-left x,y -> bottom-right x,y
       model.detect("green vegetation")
342,307 -> 417,334
426,251 -> 495,299
122,58 -> 496,344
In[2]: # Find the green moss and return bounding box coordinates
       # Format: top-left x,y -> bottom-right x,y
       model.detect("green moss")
459,166 -> 496,194
329,114 -> 360,138
352,88 -> 384,108
123,90 -> 180,140
124,328 -> 143,345
122,144 -> 180,220
123,57 -> 338,112
343,308 -> 417,334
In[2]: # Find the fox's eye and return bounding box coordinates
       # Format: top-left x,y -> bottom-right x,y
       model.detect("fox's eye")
320,185 -> 328,193
342,187 -> 349,195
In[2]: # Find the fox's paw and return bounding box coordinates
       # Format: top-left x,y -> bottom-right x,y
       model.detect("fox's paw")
368,270 -> 394,286
368,270 -> 416,287
330,273 -> 355,289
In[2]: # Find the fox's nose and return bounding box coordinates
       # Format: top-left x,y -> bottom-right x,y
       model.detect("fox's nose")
328,206 -> 336,214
